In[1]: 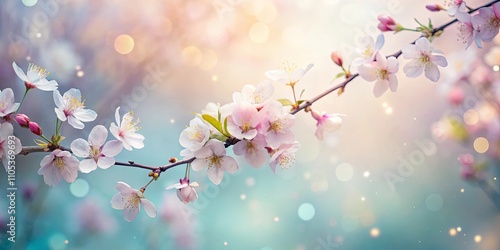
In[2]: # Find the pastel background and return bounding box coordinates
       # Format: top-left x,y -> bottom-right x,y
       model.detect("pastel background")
1,0 -> 499,249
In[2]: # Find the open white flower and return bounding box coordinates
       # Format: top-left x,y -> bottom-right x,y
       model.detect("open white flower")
110,181 -> 157,222
12,62 -> 58,91
358,52 -> 399,97
179,117 -> 210,152
402,37 -> 448,82
1,123 -> 21,171
265,63 -> 313,86
38,149 -> 79,187
232,80 -> 274,108
110,107 -> 145,151
0,88 -> 19,119
191,139 -> 238,185
352,34 -> 385,67
54,88 -> 97,129
71,125 -> 123,173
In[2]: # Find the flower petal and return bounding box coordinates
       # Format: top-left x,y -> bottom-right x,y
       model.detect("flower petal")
110,193 -> 125,209
140,198 -> 157,218
70,138 -> 91,158
221,156 -> 238,174
12,62 -> 28,82
88,125 -> 107,147
74,109 -> 98,122
97,156 -> 115,169
102,140 -> 123,157
79,158 -> 97,173
207,166 -> 224,185
373,80 -> 389,97
68,116 -> 84,129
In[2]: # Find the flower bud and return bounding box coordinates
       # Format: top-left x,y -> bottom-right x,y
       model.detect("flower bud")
425,4 -> 444,12
330,51 -> 343,67
28,122 -> 42,136
15,114 -> 31,128
377,15 -> 401,32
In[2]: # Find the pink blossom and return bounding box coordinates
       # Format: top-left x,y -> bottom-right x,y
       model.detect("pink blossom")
311,111 -> 344,140
447,0 -> 466,16
110,181 -> 157,222
402,37 -> 448,82
233,134 -> 267,168
474,3 -> 500,42
166,177 -> 199,204
258,101 -> 295,148
456,12 -> 483,49
38,149 -> 79,187
71,125 -> 123,173
269,142 -> 300,174
458,154 -> 477,180
54,88 -> 97,129
12,62 -> 58,91
0,88 -> 19,119
110,107 -> 145,151
227,102 -> 261,140
191,139 -> 238,185
1,122 -> 21,171
358,52 -> 399,97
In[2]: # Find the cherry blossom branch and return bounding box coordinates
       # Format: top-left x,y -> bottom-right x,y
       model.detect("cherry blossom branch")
292,0 -> 500,115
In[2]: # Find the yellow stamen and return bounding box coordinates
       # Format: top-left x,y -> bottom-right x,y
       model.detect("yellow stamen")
28,63 -> 50,79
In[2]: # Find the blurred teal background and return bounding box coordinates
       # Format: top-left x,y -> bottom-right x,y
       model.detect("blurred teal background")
1,0 -> 500,249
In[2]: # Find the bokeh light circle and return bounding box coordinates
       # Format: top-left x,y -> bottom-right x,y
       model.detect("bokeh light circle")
249,23 -> 269,44
70,178 -> 90,198
22,0 -> 37,7
297,203 -> 315,221
335,162 -> 354,182
473,137 -> 489,153
114,34 -> 135,55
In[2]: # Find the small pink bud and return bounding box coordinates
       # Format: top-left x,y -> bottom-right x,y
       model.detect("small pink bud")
377,15 -> 399,32
28,122 -> 42,136
425,4 -> 444,12
460,164 -> 475,180
330,51 -> 343,67
448,88 -> 464,106
15,114 -> 31,128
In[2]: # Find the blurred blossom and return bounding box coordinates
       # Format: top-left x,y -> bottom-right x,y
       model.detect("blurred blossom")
469,64 -> 494,86
160,194 -> 197,250
75,198 -> 117,234
22,182 -> 37,203
447,87 -> 465,105
1,122 -> 22,171
0,88 -> 19,119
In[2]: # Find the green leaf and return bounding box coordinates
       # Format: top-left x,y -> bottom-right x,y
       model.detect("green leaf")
334,72 -> 345,80
299,89 -> 305,99
297,100 -> 305,105
277,98 -> 294,106
202,114 -> 224,135
428,18 -> 433,29
223,117 -> 231,137
210,133 -> 228,142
